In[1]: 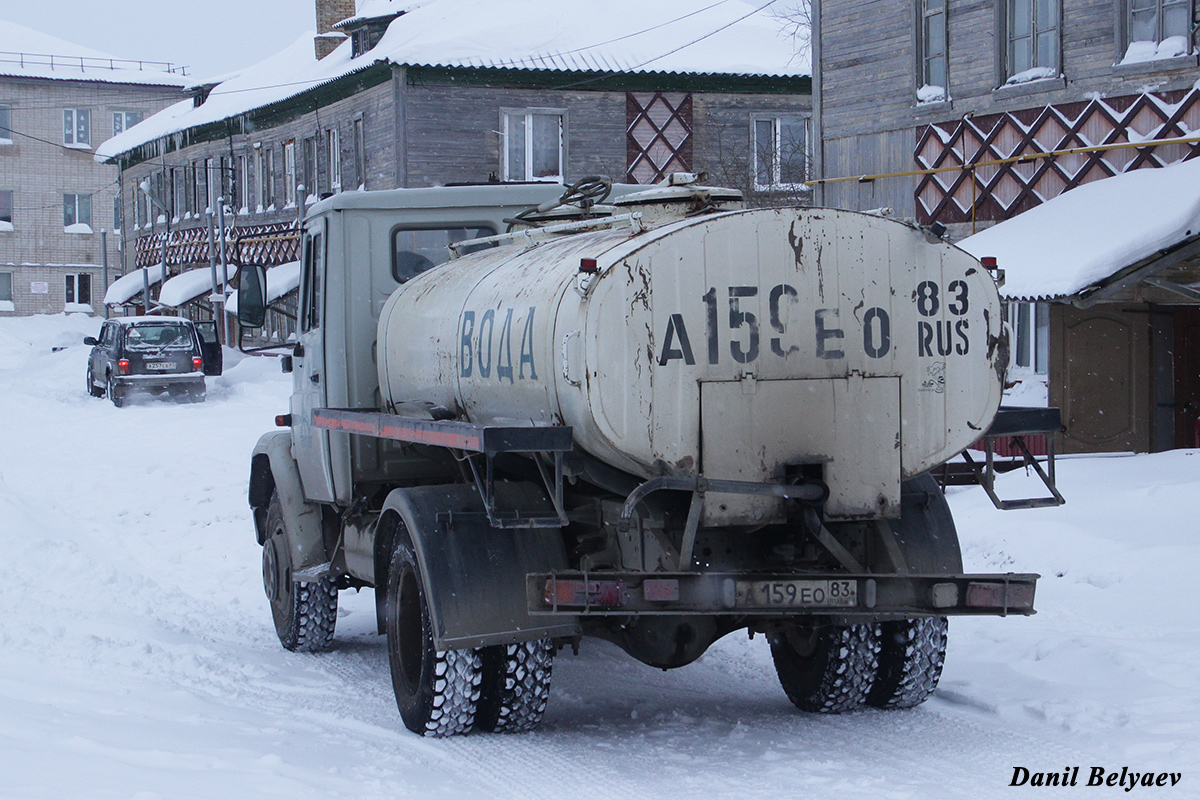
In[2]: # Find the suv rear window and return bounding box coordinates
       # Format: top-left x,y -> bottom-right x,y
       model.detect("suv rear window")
124,323 -> 195,352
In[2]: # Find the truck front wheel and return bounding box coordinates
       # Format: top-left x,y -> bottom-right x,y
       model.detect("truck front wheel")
262,491 -> 337,652
769,622 -> 880,713
385,526 -> 481,737
475,640 -> 554,733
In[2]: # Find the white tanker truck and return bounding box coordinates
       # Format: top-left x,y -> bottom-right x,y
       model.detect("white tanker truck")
237,177 -> 1045,738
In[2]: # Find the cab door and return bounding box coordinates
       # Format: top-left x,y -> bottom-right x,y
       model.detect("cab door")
291,220 -> 335,502
194,320 -> 223,376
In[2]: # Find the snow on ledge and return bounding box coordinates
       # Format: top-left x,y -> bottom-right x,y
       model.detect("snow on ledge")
0,220 -> 13,232
64,223 -> 93,235
1120,36 -> 1190,65
917,84 -> 947,103
0,300 -> 14,312
1005,66 -> 1058,85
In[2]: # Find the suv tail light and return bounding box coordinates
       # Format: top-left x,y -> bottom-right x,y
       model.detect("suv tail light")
192,357 -> 203,371
118,359 -> 130,374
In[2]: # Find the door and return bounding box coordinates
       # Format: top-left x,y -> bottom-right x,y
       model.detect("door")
291,220 -> 335,502
1175,306 -> 1200,449
194,320 -> 223,376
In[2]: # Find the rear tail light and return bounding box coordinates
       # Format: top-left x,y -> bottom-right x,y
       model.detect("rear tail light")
192,357 -> 203,371
544,578 -> 627,608
966,581 -> 1035,612
117,359 -> 130,374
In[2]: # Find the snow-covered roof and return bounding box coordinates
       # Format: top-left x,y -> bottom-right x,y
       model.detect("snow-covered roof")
96,0 -> 807,161
104,264 -> 166,306
157,265 -> 232,309
334,0 -> 431,28
224,261 -> 301,316
0,20 -> 189,87
959,157 -> 1200,301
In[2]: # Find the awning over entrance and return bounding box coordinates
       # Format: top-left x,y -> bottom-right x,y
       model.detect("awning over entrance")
104,263 -> 166,306
959,157 -> 1200,304
157,265 -> 230,308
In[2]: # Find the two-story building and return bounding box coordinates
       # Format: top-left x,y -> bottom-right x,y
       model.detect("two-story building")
811,0 -> 1200,452
95,0 -> 812,338
0,20 -> 187,316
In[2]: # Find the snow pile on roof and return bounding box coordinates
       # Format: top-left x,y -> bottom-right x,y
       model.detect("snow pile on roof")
0,20 -> 188,86
224,260 -> 301,315
96,0 -> 807,161
959,157 -> 1200,300
335,0 -> 432,27
104,264 -> 166,306
157,266 -> 231,309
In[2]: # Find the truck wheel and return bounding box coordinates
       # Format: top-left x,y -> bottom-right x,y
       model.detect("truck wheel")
769,622 -> 880,713
87,364 -> 104,397
385,527 -> 481,737
866,617 -> 948,709
107,372 -> 124,407
262,492 -> 337,652
475,639 -> 554,733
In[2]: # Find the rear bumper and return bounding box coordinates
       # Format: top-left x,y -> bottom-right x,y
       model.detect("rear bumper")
113,372 -> 205,392
528,571 -> 1039,619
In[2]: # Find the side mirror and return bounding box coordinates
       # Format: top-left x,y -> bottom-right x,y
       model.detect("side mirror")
280,355 -> 293,373
83,336 -> 98,346
236,265 -> 268,329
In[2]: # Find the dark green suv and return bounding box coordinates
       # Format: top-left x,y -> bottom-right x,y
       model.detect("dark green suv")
85,316 -> 222,407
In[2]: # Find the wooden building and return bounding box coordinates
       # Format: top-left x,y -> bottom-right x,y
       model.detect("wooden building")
812,0 -> 1200,453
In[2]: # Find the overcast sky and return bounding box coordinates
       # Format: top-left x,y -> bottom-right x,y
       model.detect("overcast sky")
5,0 -> 315,80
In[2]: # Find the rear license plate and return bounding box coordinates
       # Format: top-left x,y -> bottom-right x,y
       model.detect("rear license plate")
735,579 -> 857,608
145,361 -> 177,371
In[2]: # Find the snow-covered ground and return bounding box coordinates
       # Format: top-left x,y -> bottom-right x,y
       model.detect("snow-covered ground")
1,314 -> 1195,799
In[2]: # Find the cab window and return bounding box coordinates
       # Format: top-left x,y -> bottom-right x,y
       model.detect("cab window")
391,226 -> 497,284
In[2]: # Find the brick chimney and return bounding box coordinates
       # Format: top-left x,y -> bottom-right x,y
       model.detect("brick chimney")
315,0 -> 356,59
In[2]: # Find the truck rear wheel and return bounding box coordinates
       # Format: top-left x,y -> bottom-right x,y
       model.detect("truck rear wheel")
262,491 -> 337,652
385,526 -> 481,737
475,640 -> 554,733
769,622 -> 880,713
866,617 -> 948,709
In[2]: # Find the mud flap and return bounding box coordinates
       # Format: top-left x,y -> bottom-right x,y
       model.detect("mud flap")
381,482 -> 580,650
250,431 -> 329,573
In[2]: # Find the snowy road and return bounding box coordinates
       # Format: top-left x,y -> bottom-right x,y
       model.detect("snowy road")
0,314 -> 1195,799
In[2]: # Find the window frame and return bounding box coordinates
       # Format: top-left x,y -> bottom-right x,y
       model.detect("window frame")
327,127 -> 342,192
63,108 -> 91,147
1118,0 -> 1194,61
283,141 -> 297,207
0,271 -> 13,303
0,104 -> 12,143
112,110 -> 142,137
63,193 -> 92,231
750,114 -> 811,193
65,273 -> 92,307
0,188 -> 12,226
500,108 -> 566,183
352,116 -> 366,189
1001,0 -> 1061,81
917,0 -> 949,98
1006,301 -> 1049,376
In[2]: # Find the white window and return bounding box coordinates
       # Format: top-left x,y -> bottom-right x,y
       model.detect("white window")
63,109 -> 91,147
1123,0 -> 1193,63
502,110 -> 564,182
302,137 -> 318,200
237,155 -> 249,213
0,272 -> 12,302
206,157 -> 218,211
327,127 -> 342,192
0,105 -> 11,143
1005,0 -> 1060,82
65,273 -> 92,306
63,193 -> 92,232
283,141 -> 297,207
919,0 -> 948,101
1007,302 -> 1049,375
752,115 -> 809,191
112,111 -> 142,136
353,117 -> 365,189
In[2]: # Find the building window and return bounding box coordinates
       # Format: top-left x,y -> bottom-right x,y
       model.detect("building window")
112,111 -> 142,136
0,189 -> 12,230
256,146 -> 275,210
283,141 -> 297,207
327,127 -> 342,192
237,155 -> 249,213
353,117 -> 365,189
205,157 -> 219,211
1004,0 -> 1060,82
64,193 -> 92,232
752,115 -> 809,191
918,0 -> 948,101
502,110 -> 564,182
0,105 -> 11,143
65,273 -> 92,306
302,137 -> 318,200
63,109 -> 91,147
1007,302 -> 1049,375
0,272 -> 12,304
1123,0 -> 1193,62
113,195 -> 121,232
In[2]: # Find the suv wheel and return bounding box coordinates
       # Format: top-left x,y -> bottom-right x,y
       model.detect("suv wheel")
86,364 -> 105,398
107,372 -> 124,408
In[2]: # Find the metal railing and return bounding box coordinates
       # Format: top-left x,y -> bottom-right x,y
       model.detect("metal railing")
0,50 -> 187,75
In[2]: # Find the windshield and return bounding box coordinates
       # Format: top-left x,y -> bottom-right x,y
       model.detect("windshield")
124,323 -> 195,352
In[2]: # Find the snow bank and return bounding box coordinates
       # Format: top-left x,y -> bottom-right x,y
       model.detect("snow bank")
959,156 -> 1200,300
1,313 -> 1196,798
